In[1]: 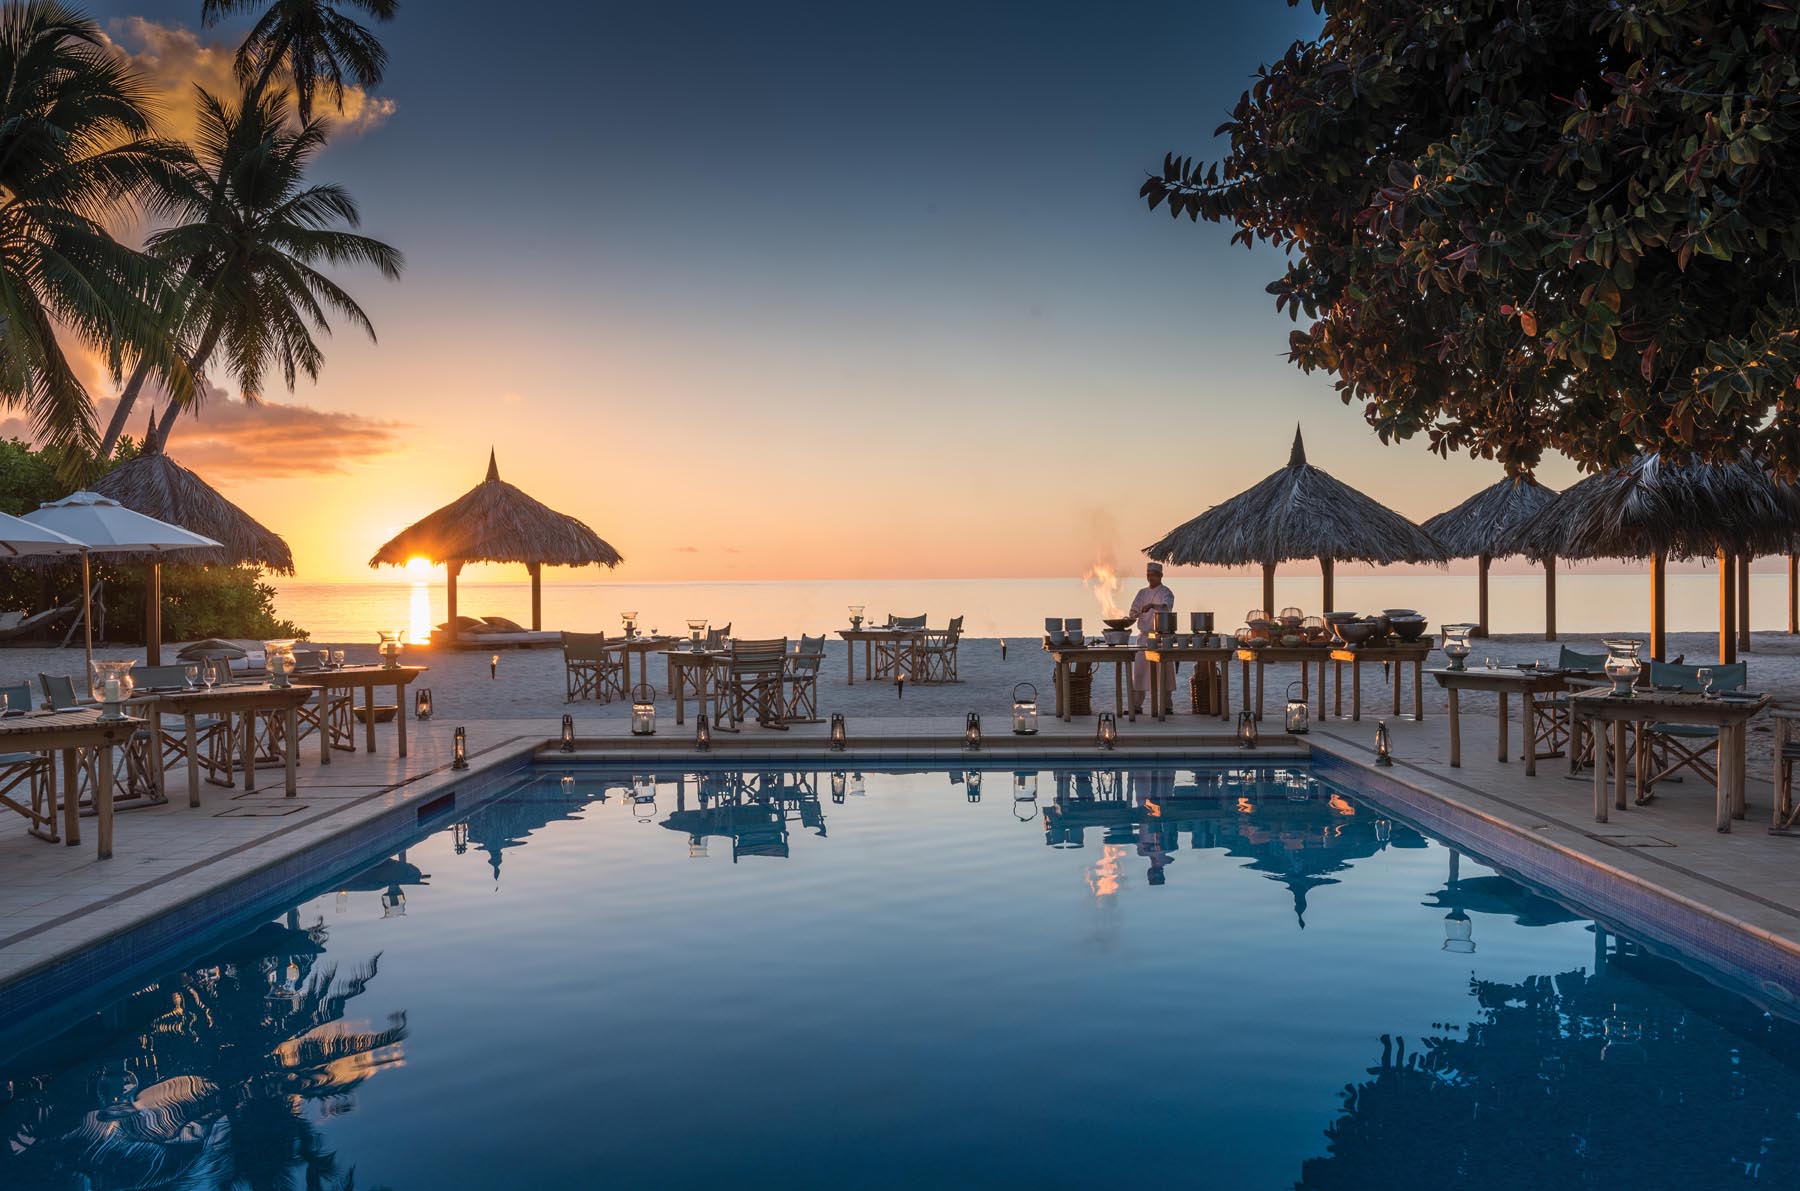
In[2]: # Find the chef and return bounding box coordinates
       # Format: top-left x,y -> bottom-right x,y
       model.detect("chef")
1128,561 -> 1176,715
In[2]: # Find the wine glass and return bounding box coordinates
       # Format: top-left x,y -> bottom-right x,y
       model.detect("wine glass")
1483,656 -> 1496,670
1697,667 -> 1714,698
202,660 -> 217,691
183,664 -> 199,690
332,649 -> 346,668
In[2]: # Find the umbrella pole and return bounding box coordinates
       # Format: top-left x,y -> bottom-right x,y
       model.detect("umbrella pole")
1261,563 -> 1275,615
1719,549 -> 1737,665
145,562 -> 161,666
81,551 -> 94,676
1738,554 -> 1752,653
1475,552 -> 1491,637
1544,556 -> 1557,641
1649,553 -> 1666,662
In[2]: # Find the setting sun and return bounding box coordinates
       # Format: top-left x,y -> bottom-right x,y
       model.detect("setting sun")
404,557 -> 435,576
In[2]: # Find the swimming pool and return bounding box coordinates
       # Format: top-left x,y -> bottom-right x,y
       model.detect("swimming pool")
4,763 -> 1799,1189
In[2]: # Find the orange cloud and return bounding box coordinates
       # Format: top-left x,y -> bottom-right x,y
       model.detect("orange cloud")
102,17 -> 397,143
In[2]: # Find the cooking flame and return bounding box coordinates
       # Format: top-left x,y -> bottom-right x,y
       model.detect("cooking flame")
1084,562 -> 1124,619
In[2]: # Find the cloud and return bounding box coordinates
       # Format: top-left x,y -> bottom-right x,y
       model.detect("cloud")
673,545 -> 699,553
102,18 -> 397,143
0,397 -> 408,481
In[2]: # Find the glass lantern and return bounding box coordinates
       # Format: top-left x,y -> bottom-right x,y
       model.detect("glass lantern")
686,619 -> 709,649
89,659 -> 136,716
1284,681 -> 1309,734
848,604 -> 865,630
377,629 -> 404,668
1011,683 -> 1039,735
967,769 -> 984,799
415,688 -> 434,720
829,712 -> 847,751
1602,638 -> 1643,697
1237,709 -> 1259,750
381,885 -> 407,918
963,712 -> 982,750
695,714 -> 712,751
630,684 -> 657,735
831,771 -> 847,802
1278,606 -> 1304,627
1440,624 -> 1475,671
1095,712 -> 1117,750
848,772 -> 866,797
1375,720 -> 1394,766
1442,910 -> 1475,954
560,712 -> 576,751
452,726 -> 468,770
621,611 -> 638,639
1012,770 -> 1038,800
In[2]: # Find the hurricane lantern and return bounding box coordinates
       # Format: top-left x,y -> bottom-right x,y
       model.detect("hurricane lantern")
1442,910 -> 1475,954
964,712 -> 982,750
1096,712 -> 1117,751
1284,682 -> 1310,735
1013,770 -> 1038,800
1237,710 -> 1258,750
1011,683 -> 1039,735
1375,720 -> 1394,766
831,771 -> 847,802
829,712 -> 847,751
452,726 -> 469,770
696,714 -> 712,751
560,713 -> 576,752
630,684 -> 657,736
415,688 -> 434,720
1441,624 -> 1475,672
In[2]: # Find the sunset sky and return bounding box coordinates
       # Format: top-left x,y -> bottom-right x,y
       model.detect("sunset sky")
71,1 -> 1603,584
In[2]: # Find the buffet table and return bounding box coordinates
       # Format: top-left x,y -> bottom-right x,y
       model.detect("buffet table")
1141,644 -> 1234,721
1044,643 -> 1138,722
1234,646 -> 1332,721
1329,642 -> 1433,721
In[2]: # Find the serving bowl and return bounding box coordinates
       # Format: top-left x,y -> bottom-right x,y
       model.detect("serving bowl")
1103,616 -> 1136,632
1337,620 -> 1380,645
1389,616 -> 1429,642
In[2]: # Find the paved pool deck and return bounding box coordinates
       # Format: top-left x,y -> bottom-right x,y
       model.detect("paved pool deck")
3,698 -> 1800,1018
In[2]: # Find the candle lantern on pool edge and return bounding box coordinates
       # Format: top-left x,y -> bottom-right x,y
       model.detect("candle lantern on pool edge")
695,714 -> 711,751
1237,710 -> 1258,750
1375,720 -> 1394,766
964,712 -> 982,750
452,726 -> 468,770
829,713 -> 847,751
1011,683 -> 1039,735
560,713 -> 575,752
1095,712 -> 1117,751
1284,681 -> 1309,735
415,688 -> 434,720
630,685 -> 657,736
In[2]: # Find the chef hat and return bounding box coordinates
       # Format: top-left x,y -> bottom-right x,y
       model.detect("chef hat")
1146,560 -> 1164,574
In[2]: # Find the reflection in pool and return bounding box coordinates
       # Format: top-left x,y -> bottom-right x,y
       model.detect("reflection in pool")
4,765 -> 1799,1190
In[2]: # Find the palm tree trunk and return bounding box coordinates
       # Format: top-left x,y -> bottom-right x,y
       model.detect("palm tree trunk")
96,358 -> 155,459
147,315 -> 228,453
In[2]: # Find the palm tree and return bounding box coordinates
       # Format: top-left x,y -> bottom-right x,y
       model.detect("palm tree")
139,84 -> 401,449
202,0 -> 399,123
0,1 -> 191,457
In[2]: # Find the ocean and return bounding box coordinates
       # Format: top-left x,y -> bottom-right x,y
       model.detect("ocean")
269,571 -> 1791,644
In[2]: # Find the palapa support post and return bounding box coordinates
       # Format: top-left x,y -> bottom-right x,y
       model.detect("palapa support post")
1790,554 -> 1798,634
1320,556 -> 1334,614
1719,549 -> 1737,665
1474,552 -> 1491,638
446,560 -> 462,646
1544,556 -> 1557,641
144,562 -> 161,666
1738,553 -> 1752,653
1650,552 -> 1667,663
529,562 -> 543,632
1261,562 -> 1276,617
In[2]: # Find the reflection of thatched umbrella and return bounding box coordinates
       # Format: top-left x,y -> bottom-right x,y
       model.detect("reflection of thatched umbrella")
368,450 -> 622,644
1501,455 -> 1800,663
88,449 -> 294,664
1145,427 -> 1446,613
1422,476 -> 1559,640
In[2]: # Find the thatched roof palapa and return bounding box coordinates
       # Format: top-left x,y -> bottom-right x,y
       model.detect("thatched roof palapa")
1499,454 -> 1800,564
369,450 -> 621,570
1421,475 -> 1559,561
87,450 -> 293,572
1145,428 -> 1446,567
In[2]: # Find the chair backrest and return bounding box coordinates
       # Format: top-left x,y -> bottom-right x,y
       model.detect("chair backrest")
1557,646 -> 1606,671
1649,660 -> 1747,692
919,630 -> 953,649
947,615 -> 964,638
797,634 -> 826,656
39,673 -> 83,710
0,681 -> 33,713
890,614 -> 927,630
706,623 -> 733,649
135,664 -> 192,690
790,635 -> 825,673
731,638 -> 788,675
562,631 -> 611,663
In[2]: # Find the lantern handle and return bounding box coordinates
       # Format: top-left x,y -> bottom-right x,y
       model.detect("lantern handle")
1012,682 -> 1037,702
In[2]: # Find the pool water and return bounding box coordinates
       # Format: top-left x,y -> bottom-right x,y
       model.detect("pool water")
4,765 -> 1800,1190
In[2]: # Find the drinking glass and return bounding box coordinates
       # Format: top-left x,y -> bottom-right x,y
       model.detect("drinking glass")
202,660 -> 217,691
333,649 -> 346,668
1483,656 -> 1496,670
1697,667 -> 1714,698
183,664 -> 199,690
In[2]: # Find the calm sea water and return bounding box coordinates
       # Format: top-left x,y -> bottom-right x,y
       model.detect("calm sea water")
275,572 -> 1794,643
4,764 -> 1797,1190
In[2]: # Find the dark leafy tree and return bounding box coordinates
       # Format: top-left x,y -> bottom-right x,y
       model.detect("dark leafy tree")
1141,0 -> 1800,476
202,0 -> 399,123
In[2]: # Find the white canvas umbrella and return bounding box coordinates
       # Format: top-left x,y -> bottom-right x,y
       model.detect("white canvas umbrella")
0,511 -> 85,558
23,492 -> 224,673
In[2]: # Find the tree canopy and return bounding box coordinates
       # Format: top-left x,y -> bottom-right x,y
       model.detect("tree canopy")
1141,0 -> 1800,476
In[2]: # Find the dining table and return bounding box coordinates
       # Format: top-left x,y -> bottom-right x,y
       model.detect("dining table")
1140,643 -> 1234,721
1328,642 -> 1434,722
1571,686 -> 1769,830
1430,665 -> 1572,776
838,627 -> 926,685
613,635 -> 681,694
134,683 -> 314,805
287,664 -> 427,762
0,708 -> 138,859
667,647 -> 729,725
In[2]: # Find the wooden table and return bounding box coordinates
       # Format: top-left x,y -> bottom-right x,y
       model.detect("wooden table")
613,636 -> 679,694
667,648 -> 728,724
1141,645 -> 1234,721
1430,666 -> 1569,776
288,665 -> 426,762
0,709 -> 137,858
1328,643 -> 1433,722
838,628 -> 926,685
1233,646 -> 1332,722
137,685 -> 312,804
1571,687 -> 1768,830
1044,644 -> 1138,722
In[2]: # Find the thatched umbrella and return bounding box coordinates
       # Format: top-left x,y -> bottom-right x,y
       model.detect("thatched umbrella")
84,449 -> 290,665
1422,476 -> 1560,640
1144,427 -> 1446,613
368,450 -> 622,644
1500,454 -> 1800,664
